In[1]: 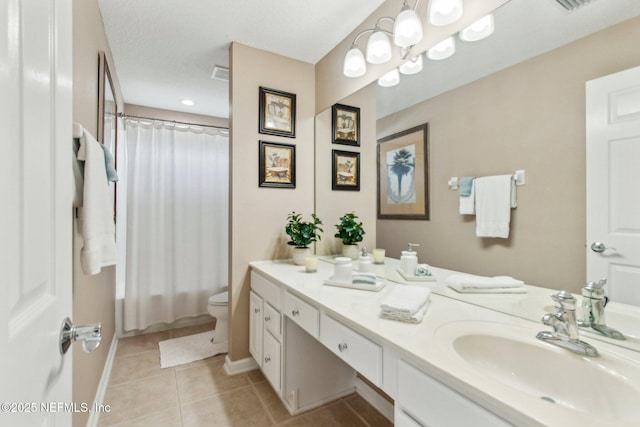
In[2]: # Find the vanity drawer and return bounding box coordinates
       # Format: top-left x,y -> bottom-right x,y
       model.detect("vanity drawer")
397,360 -> 511,427
251,271 -> 281,310
320,313 -> 382,386
284,292 -> 319,338
264,302 -> 281,340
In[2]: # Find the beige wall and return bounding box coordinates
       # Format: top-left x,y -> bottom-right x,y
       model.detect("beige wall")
377,16 -> 640,294
315,85 -> 377,256
314,0 -> 509,113
229,43 -> 315,360
72,1 -> 122,426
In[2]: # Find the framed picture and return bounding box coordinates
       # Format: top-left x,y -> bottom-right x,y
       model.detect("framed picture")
332,103 -> 360,146
332,149 -> 360,191
377,123 -> 429,219
259,87 -> 296,138
259,141 -> 296,188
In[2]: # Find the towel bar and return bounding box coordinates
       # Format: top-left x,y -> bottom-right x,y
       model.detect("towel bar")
449,170 -> 525,190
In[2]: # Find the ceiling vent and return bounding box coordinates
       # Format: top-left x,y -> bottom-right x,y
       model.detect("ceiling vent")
554,0 -> 593,11
211,66 -> 229,81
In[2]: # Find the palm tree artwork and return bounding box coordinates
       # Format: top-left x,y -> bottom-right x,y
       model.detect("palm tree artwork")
387,146 -> 416,204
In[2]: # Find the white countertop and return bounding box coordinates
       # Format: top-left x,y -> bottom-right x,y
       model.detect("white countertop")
250,258 -> 640,427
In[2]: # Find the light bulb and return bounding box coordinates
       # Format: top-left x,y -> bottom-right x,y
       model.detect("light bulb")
393,2 -> 423,47
343,45 -> 366,77
427,37 -> 455,60
399,55 -> 423,75
429,0 -> 463,27
378,69 -> 400,87
366,29 -> 392,64
459,14 -> 494,42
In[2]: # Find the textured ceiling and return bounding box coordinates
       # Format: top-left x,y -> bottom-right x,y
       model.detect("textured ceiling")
98,0 -> 386,118
99,0 -> 640,120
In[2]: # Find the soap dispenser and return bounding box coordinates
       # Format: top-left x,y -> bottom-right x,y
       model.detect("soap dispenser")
401,243 -> 419,276
359,247 -> 373,273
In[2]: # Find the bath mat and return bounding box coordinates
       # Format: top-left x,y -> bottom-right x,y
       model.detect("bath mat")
158,330 -> 224,368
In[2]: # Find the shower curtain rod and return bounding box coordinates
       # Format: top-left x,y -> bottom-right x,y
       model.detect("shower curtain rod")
120,113 -> 229,131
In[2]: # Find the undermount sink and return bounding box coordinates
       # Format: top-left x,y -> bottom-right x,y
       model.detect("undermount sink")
436,321 -> 640,423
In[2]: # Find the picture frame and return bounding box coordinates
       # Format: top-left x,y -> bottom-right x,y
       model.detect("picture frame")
377,123 -> 429,219
259,141 -> 296,188
332,149 -> 360,191
331,103 -> 360,146
259,87 -> 296,138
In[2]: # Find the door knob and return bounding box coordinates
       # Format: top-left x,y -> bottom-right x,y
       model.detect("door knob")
59,317 -> 102,355
590,242 -> 616,253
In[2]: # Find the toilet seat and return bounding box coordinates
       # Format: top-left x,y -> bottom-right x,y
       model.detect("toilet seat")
208,290 -> 228,306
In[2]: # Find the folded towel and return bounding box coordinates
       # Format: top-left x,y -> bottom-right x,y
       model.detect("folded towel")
415,264 -> 431,276
459,176 -> 475,197
459,178 -> 476,215
380,285 -> 432,314
447,283 -> 526,294
474,175 -> 516,238
352,272 -> 377,285
380,300 -> 430,323
76,127 -> 117,275
445,274 -> 524,289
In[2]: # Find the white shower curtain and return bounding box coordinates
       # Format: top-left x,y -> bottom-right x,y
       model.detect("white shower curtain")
119,118 -> 229,332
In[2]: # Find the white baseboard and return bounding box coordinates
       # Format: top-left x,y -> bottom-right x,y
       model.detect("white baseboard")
87,333 -> 118,427
355,377 -> 394,422
223,355 -> 259,376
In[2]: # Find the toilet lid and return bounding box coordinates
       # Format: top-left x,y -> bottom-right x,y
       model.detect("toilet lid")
208,290 -> 228,305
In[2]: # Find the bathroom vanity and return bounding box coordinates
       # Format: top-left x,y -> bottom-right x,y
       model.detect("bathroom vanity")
249,258 -> 640,426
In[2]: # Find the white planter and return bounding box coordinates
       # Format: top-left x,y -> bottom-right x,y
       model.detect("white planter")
342,244 -> 359,260
292,247 -> 312,266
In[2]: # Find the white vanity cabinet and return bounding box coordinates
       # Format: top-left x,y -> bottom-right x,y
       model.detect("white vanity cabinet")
249,272 -> 284,392
396,360 -> 511,427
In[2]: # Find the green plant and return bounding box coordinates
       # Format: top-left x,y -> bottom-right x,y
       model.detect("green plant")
285,211 -> 323,248
334,212 -> 365,245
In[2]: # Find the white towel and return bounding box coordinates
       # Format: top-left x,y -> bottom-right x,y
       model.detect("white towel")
380,300 -> 430,323
445,274 -> 525,292
474,175 -> 516,238
447,284 -> 526,294
76,127 -> 117,275
380,285 -> 432,314
459,179 -> 476,215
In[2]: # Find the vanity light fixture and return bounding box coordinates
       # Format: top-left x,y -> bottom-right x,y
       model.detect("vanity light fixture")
459,14 -> 494,42
343,43 -> 367,77
378,68 -> 400,87
181,99 -> 195,106
427,36 -> 455,60
429,0 -> 464,27
366,25 -> 393,64
399,55 -> 423,75
393,0 -> 423,48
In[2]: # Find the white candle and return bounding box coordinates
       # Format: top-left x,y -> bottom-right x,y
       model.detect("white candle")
372,248 -> 386,264
305,256 -> 318,273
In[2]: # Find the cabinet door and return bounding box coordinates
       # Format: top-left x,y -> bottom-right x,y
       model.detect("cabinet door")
263,330 -> 281,393
249,291 -> 264,366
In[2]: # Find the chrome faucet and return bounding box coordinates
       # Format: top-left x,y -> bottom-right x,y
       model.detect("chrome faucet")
536,291 -> 599,357
578,278 -> 625,340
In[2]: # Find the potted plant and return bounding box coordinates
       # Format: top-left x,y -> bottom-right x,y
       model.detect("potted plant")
334,212 -> 365,260
285,211 -> 323,265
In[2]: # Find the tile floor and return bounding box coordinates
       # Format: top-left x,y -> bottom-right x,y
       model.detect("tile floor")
98,323 -> 393,427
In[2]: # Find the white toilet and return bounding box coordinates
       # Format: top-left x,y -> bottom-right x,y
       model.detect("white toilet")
207,288 -> 229,353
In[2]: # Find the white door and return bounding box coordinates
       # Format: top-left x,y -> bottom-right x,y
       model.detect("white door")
586,66 -> 640,306
0,0 -> 73,425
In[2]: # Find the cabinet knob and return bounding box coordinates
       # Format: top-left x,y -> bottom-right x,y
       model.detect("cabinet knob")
291,309 -> 299,317
264,315 -> 271,322
264,356 -> 271,363
338,343 -> 348,352
254,308 -> 260,314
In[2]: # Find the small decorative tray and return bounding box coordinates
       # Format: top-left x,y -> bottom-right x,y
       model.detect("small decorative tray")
396,269 -> 437,282
323,276 -> 387,292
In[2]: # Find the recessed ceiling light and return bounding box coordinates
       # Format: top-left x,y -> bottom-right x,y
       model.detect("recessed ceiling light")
181,99 -> 195,106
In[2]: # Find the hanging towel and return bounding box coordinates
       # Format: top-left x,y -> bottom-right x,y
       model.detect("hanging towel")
380,285 -> 432,314
474,175 -> 516,238
459,177 -> 476,215
445,274 -> 526,293
76,127 -> 117,275
99,143 -> 119,182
